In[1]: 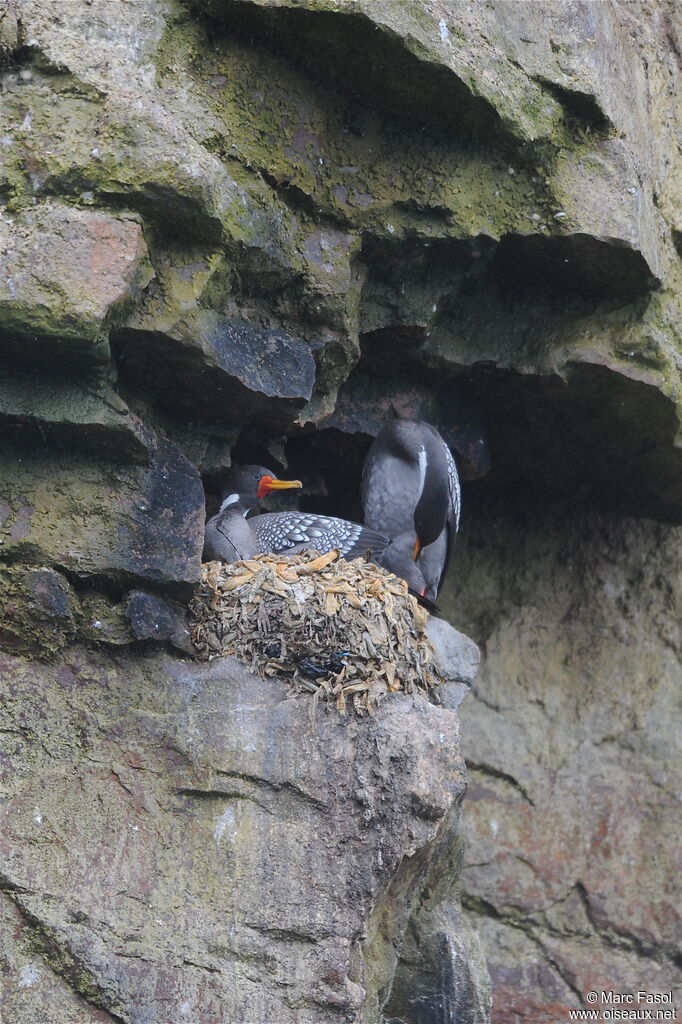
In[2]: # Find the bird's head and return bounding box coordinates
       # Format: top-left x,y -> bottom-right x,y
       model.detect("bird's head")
222,465 -> 302,511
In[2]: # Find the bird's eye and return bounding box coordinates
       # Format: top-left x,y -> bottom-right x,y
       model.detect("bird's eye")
254,473 -> 261,481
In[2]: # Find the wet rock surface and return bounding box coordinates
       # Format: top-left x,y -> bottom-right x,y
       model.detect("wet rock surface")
125,590 -> 194,654
114,311 -> 316,429
0,565 -> 78,657
427,617 -> 481,710
0,372 -> 152,462
0,646 -> 483,1024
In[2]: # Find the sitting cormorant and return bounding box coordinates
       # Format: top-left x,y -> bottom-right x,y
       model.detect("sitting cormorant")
204,465 -> 390,563
361,419 -> 461,601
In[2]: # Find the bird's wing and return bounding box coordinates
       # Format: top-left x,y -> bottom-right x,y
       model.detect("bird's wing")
416,441 -> 460,601
251,513 -> 389,559
204,512 -> 256,563
442,440 -> 461,532
362,448 -> 419,537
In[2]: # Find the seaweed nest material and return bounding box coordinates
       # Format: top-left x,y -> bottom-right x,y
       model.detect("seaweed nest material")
189,550 -> 441,713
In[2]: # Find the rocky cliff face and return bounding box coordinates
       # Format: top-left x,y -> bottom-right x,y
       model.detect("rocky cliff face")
0,0 -> 680,1021
0,643 -> 486,1024
443,499 -> 682,1024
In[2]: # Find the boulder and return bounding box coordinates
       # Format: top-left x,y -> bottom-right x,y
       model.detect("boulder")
125,590 -> 194,654
0,646 -> 479,1024
114,310 -> 316,429
0,566 -> 78,657
427,617 -> 481,710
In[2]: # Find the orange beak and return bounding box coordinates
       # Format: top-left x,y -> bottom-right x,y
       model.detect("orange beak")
258,475 -> 302,499
266,478 -> 302,490
412,537 -> 422,561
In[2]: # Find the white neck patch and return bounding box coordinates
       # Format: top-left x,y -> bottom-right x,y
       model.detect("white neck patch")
416,445 -> 427,500
220,493 -> 241,512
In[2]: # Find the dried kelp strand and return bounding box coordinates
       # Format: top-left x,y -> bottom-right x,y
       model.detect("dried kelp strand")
188,551 -> 442,714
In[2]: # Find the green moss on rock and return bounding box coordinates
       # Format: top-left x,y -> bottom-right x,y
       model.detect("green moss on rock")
0,565 -> 78,657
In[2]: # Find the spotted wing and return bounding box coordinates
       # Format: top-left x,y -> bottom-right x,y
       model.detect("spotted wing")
250,512 -> 390,559
421,440 -> 461,599
442,439 -> 461,533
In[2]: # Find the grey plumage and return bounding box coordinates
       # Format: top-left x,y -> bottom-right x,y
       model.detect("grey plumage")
377,532 -> 429,595
361,418 -> 461,601
204,464 -> 389,564
204,499 -> 259,563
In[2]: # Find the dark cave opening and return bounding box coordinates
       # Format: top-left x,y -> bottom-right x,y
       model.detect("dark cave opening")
204,344 -> 682,540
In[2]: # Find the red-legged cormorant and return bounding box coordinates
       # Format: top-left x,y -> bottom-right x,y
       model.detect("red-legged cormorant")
361,419 -> 461,601
204,465 -> 390,563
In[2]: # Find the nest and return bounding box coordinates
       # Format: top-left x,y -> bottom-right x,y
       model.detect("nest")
189,549 -> 441,713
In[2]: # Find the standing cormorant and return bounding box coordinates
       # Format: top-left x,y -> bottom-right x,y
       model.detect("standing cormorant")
361,419 -> 461,601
